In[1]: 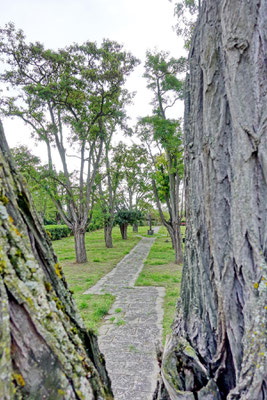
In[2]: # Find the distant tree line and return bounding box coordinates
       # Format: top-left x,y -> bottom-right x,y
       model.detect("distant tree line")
0,22 -> 186,264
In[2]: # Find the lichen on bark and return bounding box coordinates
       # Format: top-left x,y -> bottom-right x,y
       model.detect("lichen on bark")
0,120 -> 113,399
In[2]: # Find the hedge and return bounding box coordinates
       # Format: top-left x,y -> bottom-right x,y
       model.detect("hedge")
45,225 -> 71,241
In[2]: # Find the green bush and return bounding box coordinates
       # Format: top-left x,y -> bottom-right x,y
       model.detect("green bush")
45,225 -> 71,240
86,221 -> 103,232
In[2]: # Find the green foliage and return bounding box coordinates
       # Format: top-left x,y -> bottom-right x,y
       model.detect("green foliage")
140,49 -> 185,263
144,49 -> 187,110
173,0 -> 200,48
114,208 -> 143,226
116,319 -> 126,326
10,145 -> 59,223
0,23 -> 139,263
154,154 -> 170,201
103,141 -> 153,214
11,145 -> 41,174
86,202 -> 105,232
45,225 -> 71,240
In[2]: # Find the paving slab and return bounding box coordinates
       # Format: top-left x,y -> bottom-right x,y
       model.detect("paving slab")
84,227 -> 165,400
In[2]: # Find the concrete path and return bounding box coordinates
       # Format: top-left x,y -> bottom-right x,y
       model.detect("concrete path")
84,228 -> 165,400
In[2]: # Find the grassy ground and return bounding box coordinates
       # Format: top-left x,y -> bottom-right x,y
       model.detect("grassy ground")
52,224 -> 185,340
135,226 -> 185,343
52,226 -> 148,332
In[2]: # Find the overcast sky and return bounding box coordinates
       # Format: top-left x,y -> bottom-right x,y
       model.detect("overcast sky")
0,0 -> 185,163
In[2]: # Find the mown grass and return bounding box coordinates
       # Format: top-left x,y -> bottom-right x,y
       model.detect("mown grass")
135,225 -> 185,343
53,224 -> 186,339
52,226 -> 148,332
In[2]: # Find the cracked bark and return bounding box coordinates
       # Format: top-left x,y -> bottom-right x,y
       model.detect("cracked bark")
157,0 -> 267,399
0,120 -> 113,399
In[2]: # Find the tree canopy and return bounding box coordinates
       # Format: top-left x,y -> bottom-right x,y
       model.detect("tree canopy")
139,49 -> 185,264
0,22 -> 139,262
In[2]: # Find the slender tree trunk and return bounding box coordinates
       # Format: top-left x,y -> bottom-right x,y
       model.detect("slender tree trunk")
74,227 -> 87,263
166,223 -> 183,265
153,180 -> 183,264
133,223 -> 138,232
120,223 -> 128,240
104,224 -> 113,248
56,212 -> 61,225
180,181 -> 185,219
157,1 -> 267,399
173,222 -> 183,265
0,121 -> 113,399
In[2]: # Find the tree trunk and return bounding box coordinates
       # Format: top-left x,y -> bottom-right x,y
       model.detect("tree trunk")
104,224 -> 113,248
120,223 -> 128,240
157,1 -> 267,399
0,121 -> 113,399
166,223 -> 183,265
152,180 -> 183,264
74,227 -> 87,263
173,223 -> 183,265
56,212 -> 61,225
133,223 -> 138,232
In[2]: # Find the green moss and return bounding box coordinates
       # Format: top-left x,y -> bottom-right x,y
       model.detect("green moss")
52,296 -> 65,311
15,249 -> 22,257
0,259 -> 7,274
44,281 -> 52,292
46,312 -> 53,320
184,344 -> 197,359
0,194 -> 9,205
75,390 -> 85,400
55,263 -> 62,279
12,373 -> 25,387
26,297 -> 34,308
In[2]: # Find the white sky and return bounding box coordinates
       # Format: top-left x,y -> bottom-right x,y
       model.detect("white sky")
0,0 -> 185,165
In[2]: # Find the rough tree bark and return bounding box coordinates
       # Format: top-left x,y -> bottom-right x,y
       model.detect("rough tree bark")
104,224 -> 113,248
119,224 -> 128,240
156,0 -> 267,399
73,227 -> 87,264
0,121 -> 113,399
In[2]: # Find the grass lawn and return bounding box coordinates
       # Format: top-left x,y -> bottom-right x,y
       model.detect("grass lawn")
52,226 -> 148,333
52,224 -> 186,341
135,226 -> 185,343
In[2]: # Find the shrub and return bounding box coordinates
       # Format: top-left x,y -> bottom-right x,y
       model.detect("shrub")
45,225 -> 71,240
86,221 -> 103,232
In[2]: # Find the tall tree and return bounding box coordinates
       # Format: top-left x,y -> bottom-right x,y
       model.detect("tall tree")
0,23 -> 138,263
138,117 -> 184,264
120,143 -> 152,211
156,1 -> 267,399
140,49 -> 186,263
98,140 -> 125,248
0,121 -> 113,399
